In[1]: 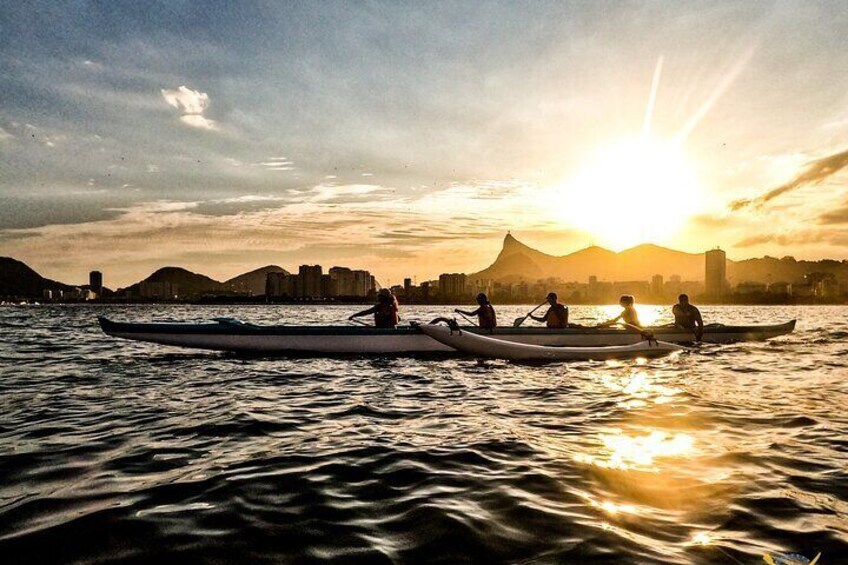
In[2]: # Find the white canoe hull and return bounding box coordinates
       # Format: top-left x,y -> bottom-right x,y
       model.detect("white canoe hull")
418,324 -> 686,360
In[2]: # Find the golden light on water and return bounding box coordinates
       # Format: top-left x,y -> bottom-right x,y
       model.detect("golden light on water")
551,137 -> 703,250
601,371 -> 683,408
691,531 -> 714,546
577,491 -> 643,521
576,430 -> 695,471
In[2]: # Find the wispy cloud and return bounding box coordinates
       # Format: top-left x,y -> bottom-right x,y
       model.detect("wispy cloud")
253,157 -> 295,171
819,202 -> 848,225
0,127 -> 12,141
161,85 -> 217,130
730,148 -> 848,210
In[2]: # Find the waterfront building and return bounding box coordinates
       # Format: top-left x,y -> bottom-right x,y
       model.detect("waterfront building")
651,274 -> 664,297
139,281 -> 178,300
736,281 -> 767,295
705,248 -> 727,297
329,267 -> 356,297
298,265 -> 323,299
89,271 -> 103,295
438,273 -> 467,299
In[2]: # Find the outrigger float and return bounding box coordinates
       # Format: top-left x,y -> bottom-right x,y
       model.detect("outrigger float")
416,322 -> 685,360
98,317 -> 795,356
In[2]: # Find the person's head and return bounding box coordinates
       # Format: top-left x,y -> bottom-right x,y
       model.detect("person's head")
377,288 -> 392,304
619,294 -> 634,307
476,292 -> 489,305
678,293 -> 689,305
546,292 -> 558,305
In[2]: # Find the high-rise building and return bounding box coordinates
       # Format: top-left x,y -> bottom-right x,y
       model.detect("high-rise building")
266,272 -> 297,298
439,273 -> 467,299
705,248 -> 727,297
329,267 -> 355,296
89,270 -> 103,295
353,270 -> 371,297
651,274 -> 664,297
298,265 -> 323,298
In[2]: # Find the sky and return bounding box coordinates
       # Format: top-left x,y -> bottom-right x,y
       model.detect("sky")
2,1 -> 848,287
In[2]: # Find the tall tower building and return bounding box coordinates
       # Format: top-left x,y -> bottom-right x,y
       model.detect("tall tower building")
651,274 -> 664,297
297,265 -> 323,299
89,271 -> 103,295
705,249 -> 727,297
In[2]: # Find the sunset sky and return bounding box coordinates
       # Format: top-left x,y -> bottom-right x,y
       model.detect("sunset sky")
2,1 -> 848,287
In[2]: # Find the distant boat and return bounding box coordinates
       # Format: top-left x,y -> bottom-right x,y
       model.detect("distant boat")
98,317 -> 795,355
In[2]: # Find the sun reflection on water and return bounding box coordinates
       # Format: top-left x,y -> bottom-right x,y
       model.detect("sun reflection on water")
576,430 -> 695,471
601,370 -> 683,408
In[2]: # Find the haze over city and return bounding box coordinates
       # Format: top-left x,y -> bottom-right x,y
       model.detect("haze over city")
2,2 -> 848,287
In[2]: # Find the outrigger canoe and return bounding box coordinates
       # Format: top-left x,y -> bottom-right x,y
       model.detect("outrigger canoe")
417,323 -> 685,360
98,317 -> 796,355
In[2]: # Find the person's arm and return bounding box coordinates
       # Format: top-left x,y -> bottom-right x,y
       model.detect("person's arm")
598,313 -> 623,327
454,307 -> 480,316
529,308 -> 549,322
349,305 -> 377,320
694,309 -> 704,341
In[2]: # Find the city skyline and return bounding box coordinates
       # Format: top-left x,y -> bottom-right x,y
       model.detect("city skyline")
2,3 -> 848,286
7,232 -> 847,304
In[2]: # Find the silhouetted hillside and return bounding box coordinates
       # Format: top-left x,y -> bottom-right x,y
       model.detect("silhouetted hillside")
471,234 -> 703,282
470,234 -> 848,284
0,257 -> 74,298
224,265 -> 288,295
119,267 -> 223,297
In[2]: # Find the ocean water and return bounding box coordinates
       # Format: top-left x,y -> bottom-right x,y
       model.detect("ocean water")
0,304 -> 846,564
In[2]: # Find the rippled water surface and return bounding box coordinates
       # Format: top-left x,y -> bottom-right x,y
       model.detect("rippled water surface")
1,304 -> 846,564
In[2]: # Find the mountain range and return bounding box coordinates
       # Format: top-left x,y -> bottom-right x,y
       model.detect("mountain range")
0,258 -> 287,298
119,265 -> 288,297
470,233 -> 848,284
3,234 -> 847,298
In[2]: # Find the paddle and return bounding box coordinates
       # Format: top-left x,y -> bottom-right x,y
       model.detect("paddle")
348,318 -> 372,327
513,302 -> 547,327
454,311 -> 479,327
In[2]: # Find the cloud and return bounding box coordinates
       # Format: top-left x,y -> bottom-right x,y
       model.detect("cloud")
160,85 -> 217,130
0,127 -> 12,141
730,148 -> 848,210
819,203 -> 848,224
252,156 -> 295,172
0,179 -> 557,286
179,114 -> 217,130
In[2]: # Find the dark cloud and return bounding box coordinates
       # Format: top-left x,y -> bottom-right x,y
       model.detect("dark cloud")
0,195 -> 125,229
730,148 -> 848,210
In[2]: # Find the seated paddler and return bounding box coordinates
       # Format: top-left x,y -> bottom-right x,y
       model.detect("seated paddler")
455,293 -> 497,329
672,294 -> 703,341
599,294 -> 641,328
529,292 -> 569,328
349,288 -> 399,328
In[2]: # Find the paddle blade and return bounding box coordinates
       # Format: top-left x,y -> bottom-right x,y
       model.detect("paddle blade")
513,316 -> 525,327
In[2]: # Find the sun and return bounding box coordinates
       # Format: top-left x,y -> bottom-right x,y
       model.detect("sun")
554,136 -> 703,250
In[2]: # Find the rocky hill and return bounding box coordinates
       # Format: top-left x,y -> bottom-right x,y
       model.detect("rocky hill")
224,265 -> 288,295
0,257 -> 75,298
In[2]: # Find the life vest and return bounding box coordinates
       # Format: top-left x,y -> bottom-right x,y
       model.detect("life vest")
374,301 -> 399,328
547,304 -> 568,328
478,304 -> 497,329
